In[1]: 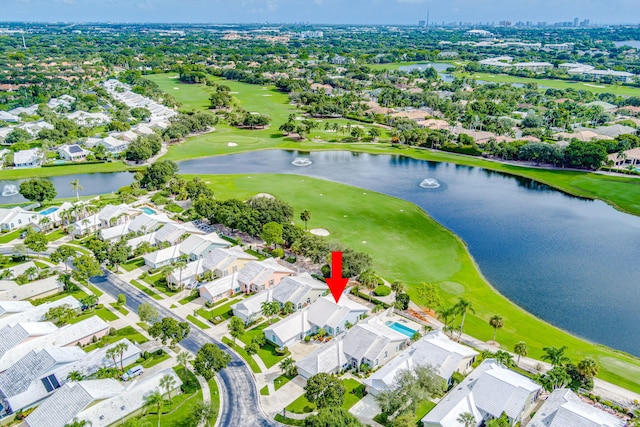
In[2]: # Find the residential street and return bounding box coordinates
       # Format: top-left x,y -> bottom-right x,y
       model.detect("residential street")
90,271 -> 281,427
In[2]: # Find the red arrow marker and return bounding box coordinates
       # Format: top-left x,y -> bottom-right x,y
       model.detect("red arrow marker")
326,251 -> 348,303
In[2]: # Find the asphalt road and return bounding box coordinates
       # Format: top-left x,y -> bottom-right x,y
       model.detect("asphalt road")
90,271 -> 280,427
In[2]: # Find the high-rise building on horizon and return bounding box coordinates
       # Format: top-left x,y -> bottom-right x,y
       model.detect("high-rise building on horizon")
574,17 -> 579,27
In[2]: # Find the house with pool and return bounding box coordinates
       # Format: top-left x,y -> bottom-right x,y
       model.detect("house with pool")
263,294 -> 369,349
296,313 -> 410,379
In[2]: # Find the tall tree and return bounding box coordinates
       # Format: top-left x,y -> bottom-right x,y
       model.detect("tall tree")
177,351 -> 193,386
300,210 -> 311,231
24,229 -> 48,254
417,282 -> 442,313
70,179 -> 83,201
542,346 -> 571,367
148,317 -> 191,347
72,254 -> 103,282
279,357 -> 298,377
228,316 -> 245,344
489,315 -> 504,342
143,390 -> 162,427
454,298 -> 475,338
303,408 -> 364,427
513,341 -> 528,365
304,373 -> 345,409
159,374 -> 177,404
114,341 -> 129,371
576,357 -> 599,379
138,303 -> 159,325
193,343 -> 231,380
19,178 -> 57,203
358,269 -> 379,301
261,301 -> 279,325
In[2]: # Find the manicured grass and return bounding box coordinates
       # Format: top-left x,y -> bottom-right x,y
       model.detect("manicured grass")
30,289 -> 89,305
414,399 -> 437,424
208,376 -> 220,426
120,257 -> 145,272
184,173 -> 640,393
109,302 -> 129,315
144,273 -> 178,296
260,385 -> 269,396
83,326 -> 148,352
67,307 -> 118,324
286,379 -> 363,413
178,294 -> 199,305
33,261 -> 50,269
0,229 -> 22,244
274,374 -> 294,391
221,336 -> 262,373
274,414 -> 304,426
238,322 -> 289,368
137,321 -> 150,330
130,279 -> 163,300
187,314 -> 211,329
141,352 -> 170,369
0,161 -> 131,180
86,284 -> 104,297
199,298 -> 239,321
45,229 -> 66,242
455,71 -> 640,97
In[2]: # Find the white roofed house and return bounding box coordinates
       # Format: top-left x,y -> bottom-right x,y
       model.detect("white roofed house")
527,388 -> 625,427
0,296 -> 80,328
0,301 -> 33,319
236,258 -> 295,294
421,359 -> 542,427
25,368 -> 181,427
97,136 -> 128,153
101,212 -> 173,242
143,245 -> 184,269
19,121 -> 54,137
0,111 -> 20,123
364,330 -> 478,396
202,246 -> 258,278
0,339 -> 140,416
13,148 -> 42,168
263,295 -> 369,349
0,275 -> 63,301
57,144 -> 90,162
0,322 -> 59,364
67,111 -> 111,126
178,233 -> 231,261
0,207 -> 38,231
199,272 -> 242,304
230,272 -> 326,324
71,203 -> 136,236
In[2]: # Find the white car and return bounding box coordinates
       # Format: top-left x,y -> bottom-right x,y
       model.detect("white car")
121,365 -> 144,381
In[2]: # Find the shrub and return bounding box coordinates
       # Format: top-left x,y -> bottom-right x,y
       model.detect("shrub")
271,248 -> 284,258
304,335 -> 311,343
394,293 -> 410,310
142,351 -> 151,360
109,327 -> 117,336
275,346 -> 289,356
373,285 -> 391,297
156,348 -> 164,356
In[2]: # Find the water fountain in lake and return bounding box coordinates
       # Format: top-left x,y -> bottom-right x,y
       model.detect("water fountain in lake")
419,178 -> 440,189
2,185 -> 18,197
291,158 -> 313,167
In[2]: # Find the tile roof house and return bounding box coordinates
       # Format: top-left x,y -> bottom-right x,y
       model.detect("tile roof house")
0,316 -> 110,372
527,388 -> 625,427
202,246 -> 258,278
57,144 -> 90,162
0,339 -> 140,415
296,313 -> 409,379
231,272 -> 325,324
364,331 -> 478,396
263,295 -> 369,349
236,258 -> 294,294
421,359 -> 542,427
0,296 -> 80,328
13,148 -> 42,168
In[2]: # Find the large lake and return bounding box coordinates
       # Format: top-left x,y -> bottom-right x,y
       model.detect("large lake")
614,40 -> 640,49
5,152 -> 639,355
181,150 -> 640,356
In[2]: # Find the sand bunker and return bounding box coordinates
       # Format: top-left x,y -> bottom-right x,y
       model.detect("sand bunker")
173,87 -> 180,90
254,193 -> 275,199
227,142 -> 238,147
262,94 -> 272,97
310,228 -> 330,236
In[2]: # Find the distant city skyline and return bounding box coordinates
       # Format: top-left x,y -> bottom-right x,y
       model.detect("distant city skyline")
2,0 -> 639,25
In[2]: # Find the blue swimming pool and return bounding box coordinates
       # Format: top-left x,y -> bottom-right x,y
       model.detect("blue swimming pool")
141,207 -> 156,215
40,207 -> 59,215
386,321 -> 417,338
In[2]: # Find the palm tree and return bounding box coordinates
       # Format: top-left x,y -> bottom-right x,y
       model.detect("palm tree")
114,342 -> 129,371
300,210 -> 311,231
25,265 -> 39,281
282,301 -> 295,315
390,280 -> 405,294
358,269 -> 379,301
436,305 -> 457,338
177,351 -> 193,386
576,357 -> 599,378
143,390 -> 162,426
457,412 -> 476,427
105,346 -> 118,368
261,301 -> 279,324
495,350 -> 515,367
64,418 -> 92,427
513,341 -> 528,365
279,357 -> 297,377
70,179 -> 83,201
542,346 -> 571,367
454,298 -> 475,339
175,261 -> 187,290
159,374 -> 176,404
489,315 -> 504,342
39,216 -> 51,232
67,370 -> 85,382
368,127 -> 381,141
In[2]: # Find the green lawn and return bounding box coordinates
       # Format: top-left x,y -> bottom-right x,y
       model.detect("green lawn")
140,352 -> 171,369
0,161 -> 131,180
30,289 -> 89,305
238,322 -> 289,368
260,385 -> 269,396
286,379 -> 364,414
455,71 -> 640,97
83,326 -> 148,352
130,279 -> 163,300
45,229 -> 66,242
274,374 -> 294,391
120,257 -> 145,272
184,173 -> 640,393
414,400 -> 437,425
33,261 -> 50,269
109,302 -> 129,315
67,307 -> 118,324
86,284 -> 104,297
144,273 -> 178,296
0,229 -> 22,244
199,298 -> 239,321
187,314 -> 211,329
208,376 -> 220,426
221,336 -> 262,373
179,294 -> 199,305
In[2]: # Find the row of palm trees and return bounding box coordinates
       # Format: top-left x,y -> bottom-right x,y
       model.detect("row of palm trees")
436,297 -> 475,340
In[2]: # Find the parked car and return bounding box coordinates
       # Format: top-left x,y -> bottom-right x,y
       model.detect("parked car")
121,365 -> 144,381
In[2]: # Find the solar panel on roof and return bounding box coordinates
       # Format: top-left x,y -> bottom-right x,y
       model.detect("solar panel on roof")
68,145 -> 83,153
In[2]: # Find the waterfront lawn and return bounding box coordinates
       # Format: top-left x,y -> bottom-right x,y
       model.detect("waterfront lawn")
131,279 -> 163,300
184,173 -> 640,393
120,257 -> 145,272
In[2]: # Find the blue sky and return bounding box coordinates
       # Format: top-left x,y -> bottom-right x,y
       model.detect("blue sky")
3,0 -> 638,25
